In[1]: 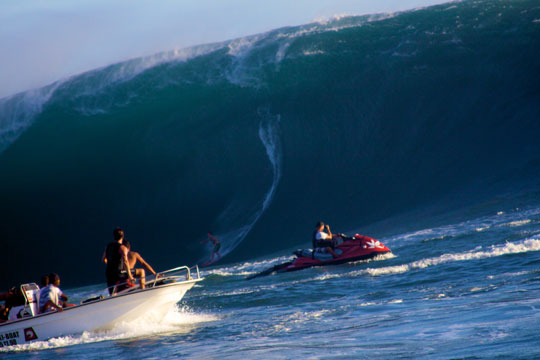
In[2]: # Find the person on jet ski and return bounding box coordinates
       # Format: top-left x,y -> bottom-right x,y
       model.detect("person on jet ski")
313,221 -> 339,258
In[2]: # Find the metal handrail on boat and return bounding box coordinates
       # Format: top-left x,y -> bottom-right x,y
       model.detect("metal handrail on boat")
105,265 -> 201,296
151,265 -> 201,287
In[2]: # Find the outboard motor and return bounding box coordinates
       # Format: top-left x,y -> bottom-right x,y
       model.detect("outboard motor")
8,283 -> 40,320
21,283 -> 40,316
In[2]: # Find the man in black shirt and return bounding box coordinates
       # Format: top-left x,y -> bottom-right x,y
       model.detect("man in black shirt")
102,227 -> 134,295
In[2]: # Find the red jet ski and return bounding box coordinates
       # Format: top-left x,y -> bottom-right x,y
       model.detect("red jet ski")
246,234 -> 391,279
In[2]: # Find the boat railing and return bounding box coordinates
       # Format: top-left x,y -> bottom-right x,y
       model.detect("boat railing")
105,265 -> 201,296
150,265 -> 201,288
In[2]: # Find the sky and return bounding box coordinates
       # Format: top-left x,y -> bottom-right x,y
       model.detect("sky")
0,0 -> 450,99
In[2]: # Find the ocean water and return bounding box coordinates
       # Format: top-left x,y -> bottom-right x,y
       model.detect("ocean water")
3,196 -> 540,358
1,0 -> 540,357
1,0 -> 540,288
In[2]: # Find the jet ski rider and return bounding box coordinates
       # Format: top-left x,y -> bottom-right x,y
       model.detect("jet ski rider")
313,221 -> 339,258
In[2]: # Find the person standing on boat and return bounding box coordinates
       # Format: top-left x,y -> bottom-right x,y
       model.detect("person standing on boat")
313,221 -> 339,258
123,240 -> 156,290
102,227 -> 134,295
39,273 -> 67,313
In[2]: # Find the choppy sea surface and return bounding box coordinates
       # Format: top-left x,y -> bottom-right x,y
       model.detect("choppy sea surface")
1,0 -> 540,357
2,0 -> 540,289
3,198 -> 540,359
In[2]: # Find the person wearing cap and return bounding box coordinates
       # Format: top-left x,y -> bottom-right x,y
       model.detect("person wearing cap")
312,221 -> 339,258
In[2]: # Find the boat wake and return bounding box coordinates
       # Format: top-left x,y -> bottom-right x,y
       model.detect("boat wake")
0,305 -> 217,353
322,237 -> 540,280
201,255 -> 293,277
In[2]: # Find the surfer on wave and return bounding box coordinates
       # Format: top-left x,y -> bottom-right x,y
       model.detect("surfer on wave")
201,232 -> 222,264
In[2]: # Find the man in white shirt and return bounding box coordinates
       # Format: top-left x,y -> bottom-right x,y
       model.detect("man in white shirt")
312,221 -> 339,258
39,273 -> 67,313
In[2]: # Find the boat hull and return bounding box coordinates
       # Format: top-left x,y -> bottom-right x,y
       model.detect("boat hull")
0,280 -> 197,347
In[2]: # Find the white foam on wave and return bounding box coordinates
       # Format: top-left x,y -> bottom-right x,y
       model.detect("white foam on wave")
227,34 -> 265,58
348,252 -> 397,266
208,287 -> 261,297
258,113 -> 282,210
303,49 -> 325,56
225,34 -> 268,87
0,83 -> 61,153
308,237 -> 540,281
201,112 -> 282,263
70,42 -> 225,115
358,298 -> 404,307
311,12 -> 397,32
79,43 -> 223,96
0,42 -> 225,151
382,207 -> 540,246
0,13 -> 398,149
224,15 -> 399,86
269,309 -> 333,333
310,253 -> 396,282
0,305 -> 217,353
203,270 -> 256,277
498,219 -> 532,228
362,238 -> 540,277
203,255 -> 292,277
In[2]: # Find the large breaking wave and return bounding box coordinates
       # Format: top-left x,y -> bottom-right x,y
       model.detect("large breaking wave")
1,0 -> 540,288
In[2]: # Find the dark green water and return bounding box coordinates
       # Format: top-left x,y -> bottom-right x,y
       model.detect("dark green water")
0,0 -> 539,291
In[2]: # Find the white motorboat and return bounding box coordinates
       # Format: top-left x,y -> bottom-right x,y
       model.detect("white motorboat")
0,266 -> 202,347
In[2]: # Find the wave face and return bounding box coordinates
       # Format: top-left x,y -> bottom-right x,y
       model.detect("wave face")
1,0 -> 540,287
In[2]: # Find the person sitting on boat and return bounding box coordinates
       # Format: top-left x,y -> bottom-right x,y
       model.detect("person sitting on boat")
102,227 -> 134,295
201,232 -> 222,263
39,274 -> 69,308
39,273 -> 67,313
39,274 -> 49,289
123,240 -> 156,290
38,274 -> 50,307
0,286 -> 26,322
313,221 -> 339,258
